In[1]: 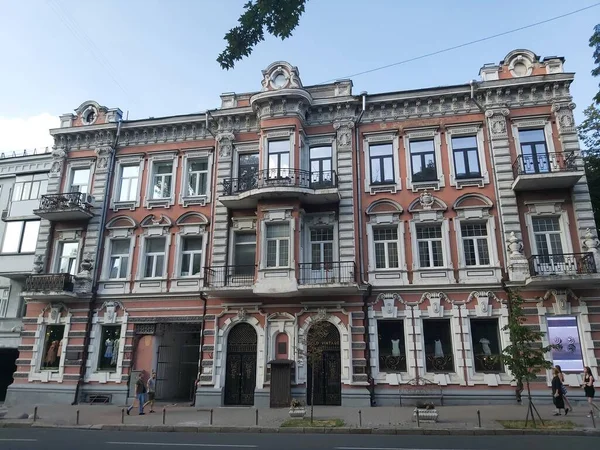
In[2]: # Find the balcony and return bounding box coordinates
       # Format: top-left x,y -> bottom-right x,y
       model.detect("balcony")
527,253 -> 600,287
220,169 -> 340,209
511,152 -> 583,191
203,265 -> 256,296
297,261 -> 358,295
34,192 -> 93,221
22,273 -> 77,300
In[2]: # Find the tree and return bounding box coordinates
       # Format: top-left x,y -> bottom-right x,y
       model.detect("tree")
217,0 -> 308,70
590,24 -> 600,104
501,290 -> 556,427
578,105 -> 600,229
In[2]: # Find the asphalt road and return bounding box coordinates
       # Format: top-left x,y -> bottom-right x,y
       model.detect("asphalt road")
0,428 -> 598,450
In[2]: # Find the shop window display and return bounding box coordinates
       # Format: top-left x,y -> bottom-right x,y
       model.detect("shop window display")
470,318 -> 503,373
41,325 -> 64,370
547,316 -> 584,372
423,319 -> 454,373
377,320 -> 407,373
98,326 -> 121,371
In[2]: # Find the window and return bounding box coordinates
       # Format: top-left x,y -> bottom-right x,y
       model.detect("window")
144,237 -> 166,278
518,129 -> 549,174
237,153 -> 259,192
410,139 -> 437,182
69,168 -> 91,194
98,325 -> 121,371
152,162 -> 173,199
470,319 -> 502,373
461,223 -> 490,266
310,227 -> 333,268
532,217 -> 563,256
233,233 -> 256,275
119,165 -> 140,202
452,136 -> 481,179
0,288 -> 9,318
369,143 -> 394,185
108,239 -> 130,279
266,223 -> 290,268
378,320 -> 407,373
546,316 -> 584,372
310,146 -> 333,187
416,225 -> 443,268
267,140 -> 290,178
12,174 -> 47,201
180,237 -> 203,276
57,242 -> 79,275
41,325 -> 64,370
1,220 -> 40,254
186,159 -> 208,197
423,319 -> 454,373
373,227 -> 399,269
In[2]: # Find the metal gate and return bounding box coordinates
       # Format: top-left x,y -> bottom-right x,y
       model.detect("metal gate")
224,323 -> 257,406
306,322 -> 341,406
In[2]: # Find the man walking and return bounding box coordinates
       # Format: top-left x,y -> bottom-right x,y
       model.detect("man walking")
127,372 -> 147,416
144,371 -> 157,413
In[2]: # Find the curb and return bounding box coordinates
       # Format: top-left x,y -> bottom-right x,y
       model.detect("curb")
1,420 -> 599,436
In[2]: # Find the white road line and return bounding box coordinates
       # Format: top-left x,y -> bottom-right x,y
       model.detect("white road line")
0,439 -> 38,442
335,448 -> 467,450
106,443 -> 257,448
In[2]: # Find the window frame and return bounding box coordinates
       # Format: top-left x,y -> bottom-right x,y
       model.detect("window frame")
107,238 -> 131,280
523,200 -> 573,260
403,128 -> 444,191
232,231 -> 257,275
511,118 -> 556,173
460,222 -> 491,267
372,226 -> 400,270
112,156 -> 144,211
178,235 -> 204,277
309,145 -> 334,187
415,224 -> 445,269
12,174 -> 48,202
145,153 -> 177,208
69,167 -> 92,195
363,132 -> 401,193
142,236 -> 167,279
1,220 -> 40,254
409,139 -> 438,183
265,222 -> 291,268
54,240 -> 80,275
369,143 -> 395,186
180,150 -> 213,207
446,126 -> 488,188
151,161 -> 174,200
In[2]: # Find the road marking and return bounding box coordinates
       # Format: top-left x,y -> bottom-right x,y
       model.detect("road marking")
0,439 -> 38,442
335,448 -> 466,450
106,443 -> 257,448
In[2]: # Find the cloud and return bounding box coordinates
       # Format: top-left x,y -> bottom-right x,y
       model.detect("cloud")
0,113 -> 60,154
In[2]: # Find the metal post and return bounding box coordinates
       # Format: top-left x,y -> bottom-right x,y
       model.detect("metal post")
477,409 -> 481,428
33,406 -> 38,422
591,410 -> 596,429
76,409 -> 80,425
121,408 -> 125,424
162,408 -> 166,425
358,410 -> 362,427
210,409 -> 213,425
416,409 -> 420,428
255,409 -> 258,426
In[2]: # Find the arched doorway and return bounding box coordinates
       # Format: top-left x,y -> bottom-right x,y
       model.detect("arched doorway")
306,321 -> 341,406
224,323 -> 257,406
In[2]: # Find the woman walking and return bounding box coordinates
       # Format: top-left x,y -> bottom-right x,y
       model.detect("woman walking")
583,366 -> 600,417
551,367 -> 566,416
555,365 -> 572,413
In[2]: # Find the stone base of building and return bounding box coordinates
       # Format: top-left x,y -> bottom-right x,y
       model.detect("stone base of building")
80,384 -> 129,406
195,387 -> 224,407
4,383 -> 76,406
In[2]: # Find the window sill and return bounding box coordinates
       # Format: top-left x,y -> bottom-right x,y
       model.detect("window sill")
412,267 -> 455,285
112,200 -> 137,211
454,176 -> 485,189
410,179 -> 441,192
146,197 -> 173,209
181,195 -> 209,207
368,183 -> 398,195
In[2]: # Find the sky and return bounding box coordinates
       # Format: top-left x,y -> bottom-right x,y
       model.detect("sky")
0,0 -> 598,152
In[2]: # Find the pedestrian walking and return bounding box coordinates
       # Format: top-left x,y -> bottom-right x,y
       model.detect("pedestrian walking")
143,371 -> 156,413
127,372 -> 147,416
555,365 -> 572,413
583,366 -> 599,417
551,367 -> 566,416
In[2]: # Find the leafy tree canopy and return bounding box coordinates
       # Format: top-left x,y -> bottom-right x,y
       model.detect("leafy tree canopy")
590,24 -> 600,104
218,0 -> 307,70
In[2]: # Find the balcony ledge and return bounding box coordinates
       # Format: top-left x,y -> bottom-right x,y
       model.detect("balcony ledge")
220,186 -> 340,209
512,171 -> 583,191
525,272 -> 600,287
34,192 -> 94,221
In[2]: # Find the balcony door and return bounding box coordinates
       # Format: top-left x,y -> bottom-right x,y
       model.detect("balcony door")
309,227 -> 334,284
531,217 -> 570,275
69,168 -> 90,195
310,146 -> 333,188
237,153 -> 259,192
519,129 -> 549,174
267,140 -> 290,180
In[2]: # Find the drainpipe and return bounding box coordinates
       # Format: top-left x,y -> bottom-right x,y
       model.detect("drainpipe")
72,118 -> 123,405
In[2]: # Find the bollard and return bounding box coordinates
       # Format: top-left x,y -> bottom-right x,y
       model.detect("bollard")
162,408 -> 166,425
121,408 -> 125,424
591,410 -> 596,429
416,409 -> 420,428
358,410 -> 362,427
33,406 -> 38,422
255,409 -> 259,426
210,409 -> 213,426
477,409 -> 481,428
76,409 -> 80,426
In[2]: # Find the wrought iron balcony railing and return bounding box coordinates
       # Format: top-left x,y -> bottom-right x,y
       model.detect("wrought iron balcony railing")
38,192 -> 92,213
425,353 -> 454,373
203,265 -> 256,288
379,353 -> 407,373
297,261 -> 356,285
223,169 -> 337,195
474,354 -> 503,373
528,252 -> 597,276
25,273 -> 74,293
512,152 -> 579,177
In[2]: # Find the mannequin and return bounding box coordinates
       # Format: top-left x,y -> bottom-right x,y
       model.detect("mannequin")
104,338 -> 114,361
434,339 -> 444,358
45,340 -> 59,366
391,338 -> 401,357
479,338 -> 492,356
111,338 -> 120,366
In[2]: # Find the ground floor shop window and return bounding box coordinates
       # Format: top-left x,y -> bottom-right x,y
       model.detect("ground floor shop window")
41,325 -> 64,370
547,316 -> 584,372
470,318 -> 502,373
377,320 -> 407,372
98,326 -> 121,371
423,319 -> 454,373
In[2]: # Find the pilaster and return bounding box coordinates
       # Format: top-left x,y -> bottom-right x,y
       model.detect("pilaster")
211,132 -> 234,265
334,120 -> 356,262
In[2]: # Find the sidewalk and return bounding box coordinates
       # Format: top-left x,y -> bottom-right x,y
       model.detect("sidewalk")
1,401 -> 599,434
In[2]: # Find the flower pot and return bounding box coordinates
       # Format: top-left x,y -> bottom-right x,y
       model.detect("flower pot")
288,407 -> 306,418
412,408 -> 439,423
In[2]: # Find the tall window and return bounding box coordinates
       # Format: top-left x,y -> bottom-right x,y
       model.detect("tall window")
532,217 -> 563,256
1,220 -> 40,254
310,227 -> 333,267
461,223 -> 490,266
378,320 -> 407,373
416,225 -> 443,268
98,325 -> 121,371
236,153 -> 259,192
423,319 -> 454,373
470,319 -> 502,373
452,136 -> 481,179
144,237 -> 166,278
186,159 -> 208,197
518,129 -> 549,174
373,227 -> 399,269
369,143 -> 394,184
233,233 -> 256,275
266,223 -> 290,268
41,325 -> 65,370
108,239 -> 129,279
69,168 -> 91,194
57,242 -> 79,275
410,139 -> 437,182
180,237 -> 203,276
152,162 -> 173,199
310,146 -> 333,187
118,165 -> 139,201
12,174 -> 47,201
267,140 -> 290,178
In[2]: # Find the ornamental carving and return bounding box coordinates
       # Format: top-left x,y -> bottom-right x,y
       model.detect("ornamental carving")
217,132 -> 235,160
95,146 -> 113,173
582,228 -> 600,252
552,102 -> 576,134
485,108 -> 509,138
333,121 -> 354,147
506,232 -> 525,260
419,191 -> 434,210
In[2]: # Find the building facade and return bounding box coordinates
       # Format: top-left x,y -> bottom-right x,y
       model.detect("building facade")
5,49 -> 600,407
0,149 -> 52,401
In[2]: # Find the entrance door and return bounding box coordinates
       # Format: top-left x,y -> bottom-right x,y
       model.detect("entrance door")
309,227 -> 334,284
269,363 -> 292,408
532,217 -> 568,275
224,323 -> 257,406
306,322 -> 341,406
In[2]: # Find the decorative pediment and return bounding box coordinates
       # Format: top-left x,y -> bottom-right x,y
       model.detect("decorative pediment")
304,212 -> 336,228
141,214 -> 172,236
106,216 -> 137,237
40,303 -> 69,323
453,194 -> 493,219
267,312 -> 295,322
374,292 -> 402,318
542,289 -> 578,315
97,300 -> 126,324
467,291 -> 501,317
176,212 -> 209,235
421,292 -> 452,318
260,61 -> 303,91
408,192 -> 447,222
501,49 -> 538,78
366,200 -> 403,224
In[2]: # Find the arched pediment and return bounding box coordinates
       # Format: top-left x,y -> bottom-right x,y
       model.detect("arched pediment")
453,193 -> 493,210
176,212 -> 209,226
408,192 -> 447,213
106,216 -> 137,229
141,214 -> 172,227
366,199 -> 403,215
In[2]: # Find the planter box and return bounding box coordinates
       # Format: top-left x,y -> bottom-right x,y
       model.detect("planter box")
412,408 -> 438,423
289,408 -> 306,418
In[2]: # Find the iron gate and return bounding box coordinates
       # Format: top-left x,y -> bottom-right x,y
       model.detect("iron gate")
224,323 -> 257,406
307,322 -> 341,406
